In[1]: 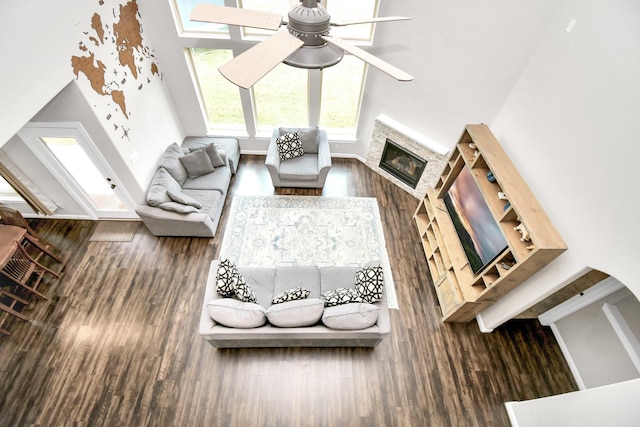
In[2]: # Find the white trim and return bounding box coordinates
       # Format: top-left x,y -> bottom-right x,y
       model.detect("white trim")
475,313 -> 494,333
504,402 -> 520,427
18,121 -> 138,219
550,322 -> 586,390
538,277 -> 624,326
376,114 -> 449,155
602,302 -> 640,374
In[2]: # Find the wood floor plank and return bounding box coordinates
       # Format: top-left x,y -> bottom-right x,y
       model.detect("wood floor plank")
0,156 -> 576,426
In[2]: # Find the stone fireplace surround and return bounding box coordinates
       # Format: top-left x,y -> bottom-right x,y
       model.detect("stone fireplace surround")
366,114 -> 449,199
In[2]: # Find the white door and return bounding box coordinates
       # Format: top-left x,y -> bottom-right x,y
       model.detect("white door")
18,122 -> 137,219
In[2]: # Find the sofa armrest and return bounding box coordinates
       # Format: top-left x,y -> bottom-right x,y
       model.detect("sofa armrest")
317,130 -> 332,172
200,260 -> 220,334
265,128 -> 282,182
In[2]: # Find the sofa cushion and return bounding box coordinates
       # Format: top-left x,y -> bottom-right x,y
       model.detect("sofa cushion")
206,299 -> 267,328
320,266 -> 361,293
280,126 -> 319,154
182,189 -> 221,218
179,149 -> 215,179
265,298 -> 324,327
158,143 -> 188,184
272,287 -> 311,304
321,288 -> 363,307
274,266 -> 320,298
182,167 -> 230,191
275,132 -> 304,161
322,303 -> 379,330
354,265 -> 384,303
158,201 -> 200,214
239,267 -> 277,308
167,189 -> 202,208
216,258 -> 241,297
146,167 -> 182,207
277,154 -> 319,181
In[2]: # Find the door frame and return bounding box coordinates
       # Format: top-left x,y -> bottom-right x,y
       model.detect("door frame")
18,121 -> 138,219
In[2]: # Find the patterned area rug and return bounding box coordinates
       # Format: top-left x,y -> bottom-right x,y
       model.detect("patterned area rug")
219,196 -> 398,309
89,221 -> 140,242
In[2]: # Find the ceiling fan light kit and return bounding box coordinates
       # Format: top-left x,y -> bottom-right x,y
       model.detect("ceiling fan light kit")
190,0 -> 413,88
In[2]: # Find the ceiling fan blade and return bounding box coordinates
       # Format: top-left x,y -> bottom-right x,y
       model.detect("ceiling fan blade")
322,36 -> 413,81
190,4 -> 283,31
219,31 -> 304,89
331,16 -> 411,27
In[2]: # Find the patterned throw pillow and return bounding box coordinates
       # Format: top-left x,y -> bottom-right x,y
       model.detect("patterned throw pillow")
321,288 -> 363,307
354,265 -> 385,303
234,276 -> 257,303
275,131 -> 304,161
216,258 -> 240,297
272,287 -> 311,304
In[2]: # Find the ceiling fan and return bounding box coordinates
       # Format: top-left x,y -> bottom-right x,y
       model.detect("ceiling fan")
190,0 -> 414,89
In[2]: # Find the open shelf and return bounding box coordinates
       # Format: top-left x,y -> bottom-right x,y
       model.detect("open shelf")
413,124 -> 567,323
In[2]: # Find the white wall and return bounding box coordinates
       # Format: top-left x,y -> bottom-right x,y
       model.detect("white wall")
505,378 -> 640,427
356,0 -> 560,159
479,0 -> 640,329
0,0 -> 184,200
0,0 -> 93,146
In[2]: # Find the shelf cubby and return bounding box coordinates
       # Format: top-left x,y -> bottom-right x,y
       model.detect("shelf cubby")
413,124 -> 567,323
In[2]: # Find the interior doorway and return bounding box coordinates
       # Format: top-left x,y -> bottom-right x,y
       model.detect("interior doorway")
18,122 -> 137,219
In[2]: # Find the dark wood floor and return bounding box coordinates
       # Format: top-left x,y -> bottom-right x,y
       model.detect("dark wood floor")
0,156 -> 577,426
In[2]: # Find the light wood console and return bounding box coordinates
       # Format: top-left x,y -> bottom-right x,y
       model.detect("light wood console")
414,124 -> 567,322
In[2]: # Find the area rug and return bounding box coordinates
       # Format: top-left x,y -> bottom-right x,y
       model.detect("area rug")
89,221 -> 140,242
219,195 -> 398,309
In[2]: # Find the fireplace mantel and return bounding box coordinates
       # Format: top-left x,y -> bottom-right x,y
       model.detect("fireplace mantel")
366,115 -> 449,199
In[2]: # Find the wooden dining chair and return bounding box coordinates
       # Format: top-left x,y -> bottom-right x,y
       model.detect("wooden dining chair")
0,242 -> 60,302
0,288 -> 30,336
0,206 -> 66,265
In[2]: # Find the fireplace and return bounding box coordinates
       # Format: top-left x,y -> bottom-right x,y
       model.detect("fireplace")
379,139 -> 427,189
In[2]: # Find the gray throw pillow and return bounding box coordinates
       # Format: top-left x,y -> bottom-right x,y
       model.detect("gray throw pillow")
166,189 -> 202,208
158,143 -> 188,184
146,167 -> 181,207
204,144 -> 226,167
189,145 -> 226,167
179,149 -> 215,179
322,303 -> 379,330
206,299 -> 267,328
265,298 -> 324,327
279,126 -> 319,154
158,201 -> 200,214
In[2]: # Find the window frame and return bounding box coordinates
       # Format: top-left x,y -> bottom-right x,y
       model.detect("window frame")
173,0 -> 380,139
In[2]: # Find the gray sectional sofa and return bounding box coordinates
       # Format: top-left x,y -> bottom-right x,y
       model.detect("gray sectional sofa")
199,259 -> 391,348
136,137 -> 238,237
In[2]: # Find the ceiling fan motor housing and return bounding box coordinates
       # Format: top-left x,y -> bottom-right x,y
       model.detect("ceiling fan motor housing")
287,1 -> 331,46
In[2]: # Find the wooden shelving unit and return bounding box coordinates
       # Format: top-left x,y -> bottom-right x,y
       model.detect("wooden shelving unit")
414,124 -> 567,322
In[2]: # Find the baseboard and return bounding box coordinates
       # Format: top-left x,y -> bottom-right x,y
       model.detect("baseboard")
550,322 -> 586,390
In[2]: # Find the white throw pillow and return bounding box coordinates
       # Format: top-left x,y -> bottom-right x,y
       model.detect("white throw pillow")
206,299 -> 266,328
266,298 -> 324,328
322,303 -> 379,330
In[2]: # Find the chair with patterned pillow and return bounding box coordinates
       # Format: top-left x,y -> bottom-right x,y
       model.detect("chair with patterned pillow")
265,127 -> 332,188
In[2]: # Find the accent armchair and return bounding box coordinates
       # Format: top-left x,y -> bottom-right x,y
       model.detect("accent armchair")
265,127 -> 332,188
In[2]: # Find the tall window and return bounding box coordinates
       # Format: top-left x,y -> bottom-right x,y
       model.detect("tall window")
190,49 -> 245,128
254,64 -> 308,130
174,0 -> 379,136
